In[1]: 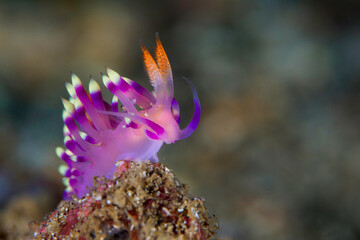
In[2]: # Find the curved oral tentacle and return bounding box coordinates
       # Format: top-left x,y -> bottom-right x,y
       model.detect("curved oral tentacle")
178,77 -> 201,140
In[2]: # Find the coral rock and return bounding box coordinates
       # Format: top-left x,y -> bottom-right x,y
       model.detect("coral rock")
35,161 -> 218,239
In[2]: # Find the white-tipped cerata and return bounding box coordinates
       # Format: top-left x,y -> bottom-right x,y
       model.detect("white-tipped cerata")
89,78 -> 101,94
62,98 -> 75,114
107,68 -> 121,85
58,165 -> 69,176
65,82 -> 76,98
71,73 -> 82,88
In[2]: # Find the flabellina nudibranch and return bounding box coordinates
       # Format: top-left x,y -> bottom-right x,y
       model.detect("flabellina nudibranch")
56,35 -> 200,199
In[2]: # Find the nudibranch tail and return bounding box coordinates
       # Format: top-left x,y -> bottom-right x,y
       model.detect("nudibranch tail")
57,36 -> 201,199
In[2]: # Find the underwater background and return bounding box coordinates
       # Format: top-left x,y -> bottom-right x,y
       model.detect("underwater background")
0,0 -> 360,239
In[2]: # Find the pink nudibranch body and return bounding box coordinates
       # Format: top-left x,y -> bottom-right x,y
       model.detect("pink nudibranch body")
57,36 -> 201,199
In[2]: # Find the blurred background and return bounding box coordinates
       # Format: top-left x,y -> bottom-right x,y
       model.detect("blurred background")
0,0 -> 360,239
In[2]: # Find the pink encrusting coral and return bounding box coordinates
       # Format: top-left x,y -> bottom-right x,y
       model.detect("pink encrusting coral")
56,35 -> 201,199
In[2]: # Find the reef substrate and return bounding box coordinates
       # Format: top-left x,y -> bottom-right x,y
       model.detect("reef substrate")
35,161 -> 218,239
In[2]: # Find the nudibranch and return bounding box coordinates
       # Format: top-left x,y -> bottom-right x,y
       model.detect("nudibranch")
56,35 -> 200,199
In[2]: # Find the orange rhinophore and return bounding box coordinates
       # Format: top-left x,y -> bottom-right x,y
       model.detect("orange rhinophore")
155,33 -> 172,82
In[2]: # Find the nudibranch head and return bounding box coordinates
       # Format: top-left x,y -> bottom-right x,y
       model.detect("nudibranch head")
57,35 -> 201,199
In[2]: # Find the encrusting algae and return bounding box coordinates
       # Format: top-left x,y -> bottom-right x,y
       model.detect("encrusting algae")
34,161 -> 218,239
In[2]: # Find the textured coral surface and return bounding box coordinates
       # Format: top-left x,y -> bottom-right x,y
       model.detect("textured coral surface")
35,161 -> 218,239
